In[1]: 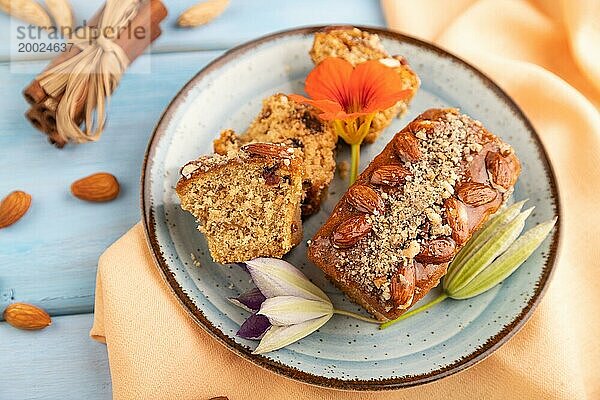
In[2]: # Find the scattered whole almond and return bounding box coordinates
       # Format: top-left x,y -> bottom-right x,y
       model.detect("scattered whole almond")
0,190 -> 32,229
3,303 -> 52,331
71,172 -> 120,202
0,0 -> 53,28
177,0 -> 230,28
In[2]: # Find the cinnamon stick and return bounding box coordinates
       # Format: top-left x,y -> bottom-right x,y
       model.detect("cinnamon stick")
24,1 -> 166,104
23,0 -> 167,147
26,106 -> 46,132
23,7 -> 105,106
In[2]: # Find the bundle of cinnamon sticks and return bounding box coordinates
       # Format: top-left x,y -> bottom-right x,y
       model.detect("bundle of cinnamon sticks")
23,0 -> 167,148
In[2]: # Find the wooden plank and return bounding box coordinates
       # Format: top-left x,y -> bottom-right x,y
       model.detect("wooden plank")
0,0 -> 385,61
0,313 -> 111,400
0,2 -> 383,398
0,50 -> 223,318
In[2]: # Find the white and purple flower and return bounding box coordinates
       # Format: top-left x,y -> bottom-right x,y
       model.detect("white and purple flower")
230,258 -> 338,354
230,201 -> 557,346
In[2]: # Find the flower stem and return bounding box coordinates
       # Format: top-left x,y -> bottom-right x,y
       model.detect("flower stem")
333,308 -> 380,324
349,143 -> 360,185
379,293 -> 449,330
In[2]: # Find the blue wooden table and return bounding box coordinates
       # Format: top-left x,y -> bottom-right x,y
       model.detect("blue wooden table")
0,1 -> 385,398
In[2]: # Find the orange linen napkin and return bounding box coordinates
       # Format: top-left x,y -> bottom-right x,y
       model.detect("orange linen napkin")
91,1 -> 600,398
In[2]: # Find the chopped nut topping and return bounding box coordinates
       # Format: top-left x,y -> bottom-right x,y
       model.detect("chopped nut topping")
332,111 -> 489,304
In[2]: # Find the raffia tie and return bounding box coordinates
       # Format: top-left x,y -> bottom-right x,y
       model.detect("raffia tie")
37,0 -> 141,144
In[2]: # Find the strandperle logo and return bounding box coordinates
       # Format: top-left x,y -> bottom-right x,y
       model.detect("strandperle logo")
8,17 -> 154,74
15,20 -> 149,42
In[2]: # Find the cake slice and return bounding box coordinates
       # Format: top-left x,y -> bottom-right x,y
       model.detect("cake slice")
310,27 -> 420,143
176,143 -> 304,264
214,94 -> 337,216
308,109 -> 521,321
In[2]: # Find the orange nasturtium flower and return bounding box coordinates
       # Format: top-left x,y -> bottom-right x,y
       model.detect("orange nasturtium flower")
290,57 -> 410,184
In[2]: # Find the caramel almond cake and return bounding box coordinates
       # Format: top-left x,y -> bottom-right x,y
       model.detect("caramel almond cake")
310,27 -> 421,143
308,109 -> 521,321
214,94 -> 337,216
176,143 -> 304,264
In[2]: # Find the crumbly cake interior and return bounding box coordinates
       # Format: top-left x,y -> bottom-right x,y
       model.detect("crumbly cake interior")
334,111 -> 489,305
310,27 -> 389,65
177,146 -> 304,264
214,94 -> 337,216
310,27 -> 420,143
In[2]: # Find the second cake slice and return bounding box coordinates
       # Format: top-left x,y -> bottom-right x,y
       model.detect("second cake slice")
214,94 -> 337,216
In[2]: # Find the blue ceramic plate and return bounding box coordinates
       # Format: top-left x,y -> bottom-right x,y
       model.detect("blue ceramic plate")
142,26 -> 560,389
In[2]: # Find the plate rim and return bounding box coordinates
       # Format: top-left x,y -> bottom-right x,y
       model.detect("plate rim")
140,25 -> 562,390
